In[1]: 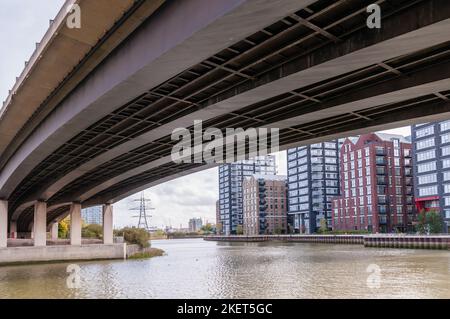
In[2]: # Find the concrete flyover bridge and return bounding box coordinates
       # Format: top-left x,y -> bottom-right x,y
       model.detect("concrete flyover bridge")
1,0 -> 450,248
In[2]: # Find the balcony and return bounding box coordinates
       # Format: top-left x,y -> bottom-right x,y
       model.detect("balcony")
377,186 -> 386,194
404,168 -> 412,176
378,205 -> 388,214
405,177 -> 413,186
376,166 -> 386,175
376,156 -> 386,165
377,176 -> 386,185
375,148 -> 385,156
404,159 -> 412,167
377,196 -> 387,205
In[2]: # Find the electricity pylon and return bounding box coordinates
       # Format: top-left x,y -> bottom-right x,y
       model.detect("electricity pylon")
130,192 -> 155,231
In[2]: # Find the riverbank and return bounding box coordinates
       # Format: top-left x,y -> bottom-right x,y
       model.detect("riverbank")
0,243 -> 165,267
204,234 -> 450,250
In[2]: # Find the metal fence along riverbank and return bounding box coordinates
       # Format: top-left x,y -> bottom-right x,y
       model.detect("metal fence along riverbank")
204,235 -> 450,250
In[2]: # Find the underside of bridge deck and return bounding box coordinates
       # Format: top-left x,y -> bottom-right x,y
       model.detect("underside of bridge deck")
2,0 -> 450,232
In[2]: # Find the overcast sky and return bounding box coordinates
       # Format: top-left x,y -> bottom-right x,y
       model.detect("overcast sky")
0,1 -> 412,229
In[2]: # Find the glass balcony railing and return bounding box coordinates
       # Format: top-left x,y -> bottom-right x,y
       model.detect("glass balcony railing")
376,157 -> 386,165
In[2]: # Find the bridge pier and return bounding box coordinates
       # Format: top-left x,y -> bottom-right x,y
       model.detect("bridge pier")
103,204 -> 113,245
33,201 -> 47,247
10,220 -> 17,239
70,203 -> 82,245
50,222 -> 59,240
0,200 -> 7,248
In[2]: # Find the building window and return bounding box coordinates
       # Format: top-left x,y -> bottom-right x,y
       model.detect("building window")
445,184 -> 450,194
443,159 -> 450,169
443,171 -> 450,181
445,197 -> 450,207
418,186 -> 438,197
442,133 -> 450,145
440,120 -> 450,132
417,149 -> 436,162
417,161 -> 436,173
417,173 -> 437,185
416,126 -> 434,138
445,209 -> 450,219
416,138 -> 435,150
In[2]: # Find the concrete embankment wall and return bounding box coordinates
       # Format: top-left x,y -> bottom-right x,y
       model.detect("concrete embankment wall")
205,235 -> 364,244
0,244 -> 126,266
364,235 -> 450,249
205,235 -> 450,250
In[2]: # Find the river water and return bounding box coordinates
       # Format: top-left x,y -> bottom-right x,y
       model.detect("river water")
0,239 -> 449,298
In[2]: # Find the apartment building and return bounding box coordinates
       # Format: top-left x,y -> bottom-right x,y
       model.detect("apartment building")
287,141 -> 341,234
332,133 -> 414,233
242,174 -> 288,235
188,218 -> 203,232
218,156 -> 276,235
412,121 -> 450,233
81,206 -> 102,225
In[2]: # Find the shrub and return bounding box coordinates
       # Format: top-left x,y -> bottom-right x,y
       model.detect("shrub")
115,227 -> 150,248
82,224 -> 103,239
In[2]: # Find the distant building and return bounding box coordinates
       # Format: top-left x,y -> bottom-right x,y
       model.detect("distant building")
287,141 -> 342,234
332,133 -> 414,233
81,206 -> 102,225
243,174 -> 288,235
188,218 -> 203,232
215,200 -> 220,229
412,121 -> 450,233
218,156 -> 276,235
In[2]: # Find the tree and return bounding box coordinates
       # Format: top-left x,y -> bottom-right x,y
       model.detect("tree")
58,217 -> 70,239
115,227 -> 150,248
416,209 -> 444,234
201,223 -> 214,234
318,218 -> 328,234
274,227 -> 283,235
216,222 -> 223,235
82,224 -> 103,239
236,224 -> 244,235
426,210 -> 444,234
416,210 -> 427,234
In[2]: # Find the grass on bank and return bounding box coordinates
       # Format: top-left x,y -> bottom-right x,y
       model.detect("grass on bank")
128,248 -> 165,259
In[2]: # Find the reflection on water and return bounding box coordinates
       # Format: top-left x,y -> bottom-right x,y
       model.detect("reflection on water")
0,239 -> 449,298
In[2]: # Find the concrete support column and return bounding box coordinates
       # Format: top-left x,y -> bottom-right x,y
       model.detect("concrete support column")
0,200 -> 7,248
51,222 -> 59,240
33,201 -> 47,247
103,204 -> 113,245
10,221 -> 17,239
70,203 -> 82,245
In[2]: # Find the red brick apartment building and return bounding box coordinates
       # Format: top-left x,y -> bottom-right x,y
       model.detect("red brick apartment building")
332,133 -> 414,233
243,175 -> 288,235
